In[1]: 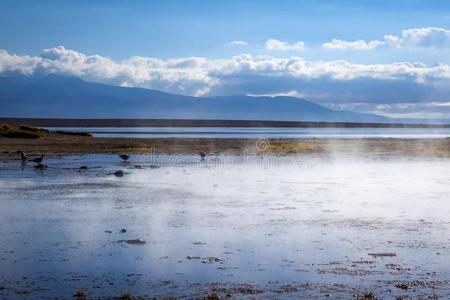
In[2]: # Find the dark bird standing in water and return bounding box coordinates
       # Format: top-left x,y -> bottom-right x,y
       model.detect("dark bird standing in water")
31,154 -> 44,163
119,154 -> 130,161
19,151 -> 28,162
199,151 -> 206,161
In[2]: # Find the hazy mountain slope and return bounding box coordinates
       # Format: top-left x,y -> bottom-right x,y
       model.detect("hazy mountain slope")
0,74 -> 390,122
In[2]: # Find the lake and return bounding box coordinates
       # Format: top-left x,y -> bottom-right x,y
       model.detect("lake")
0,153 -> 449,298
45,127 -> 450,139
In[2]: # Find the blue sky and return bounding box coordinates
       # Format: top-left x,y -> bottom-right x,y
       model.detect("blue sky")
1,0 -> 450,62
2,0 -> 450,118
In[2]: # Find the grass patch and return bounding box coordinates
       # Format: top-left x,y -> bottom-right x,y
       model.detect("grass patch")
53,130 -> 92,137
18,125 -> 49,133
1,124 -> 48,139
1,124 -> 11,131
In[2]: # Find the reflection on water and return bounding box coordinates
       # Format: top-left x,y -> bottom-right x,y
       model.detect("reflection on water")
0,154 -> 449,298
45,126 -> 450,139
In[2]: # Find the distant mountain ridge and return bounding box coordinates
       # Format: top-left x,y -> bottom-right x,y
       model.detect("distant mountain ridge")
0,74 -> 412,123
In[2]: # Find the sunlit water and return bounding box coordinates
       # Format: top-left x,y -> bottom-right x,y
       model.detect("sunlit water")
0,154 -> 449,298
45,126 -> 450,139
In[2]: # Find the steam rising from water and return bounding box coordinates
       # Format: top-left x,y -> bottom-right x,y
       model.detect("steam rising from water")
0,152 -> 449,297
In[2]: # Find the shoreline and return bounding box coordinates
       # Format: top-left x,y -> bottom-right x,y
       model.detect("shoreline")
1,134 -> 450,158
2,117 -> 450,128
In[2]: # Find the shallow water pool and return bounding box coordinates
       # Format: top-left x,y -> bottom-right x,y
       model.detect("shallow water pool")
0,154 -> 449,298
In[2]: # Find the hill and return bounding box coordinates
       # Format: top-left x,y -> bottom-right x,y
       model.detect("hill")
0,74 -> 390,122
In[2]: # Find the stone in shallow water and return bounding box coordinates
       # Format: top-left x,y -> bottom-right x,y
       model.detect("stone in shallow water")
368,252 -> 397,257
117,239 -> 146,245
114,170 -> 124,177
33,163 -> 48,170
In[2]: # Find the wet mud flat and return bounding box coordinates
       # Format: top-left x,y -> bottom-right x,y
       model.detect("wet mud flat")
0,153 -> 449,299
1,135 -> 450,158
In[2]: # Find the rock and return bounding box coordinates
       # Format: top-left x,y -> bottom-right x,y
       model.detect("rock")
119,154 -> 130,161
117,239 -> 146,245
104,230 -> 112,233
120,229 -> 127,233
368,252 -> 397,257
202,256 -> 222,264
186,255 -> 201,260
395,283 -> 408,290
114,170 -> 124,177
192,241 -> 207,245
33,163 -> 48,170
134,165 -> 143,169
79,166 -> 88,170
73,289 -> 87,300
126,239 -> 145,245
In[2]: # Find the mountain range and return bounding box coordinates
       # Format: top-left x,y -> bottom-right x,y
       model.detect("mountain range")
0,74 -> 440,124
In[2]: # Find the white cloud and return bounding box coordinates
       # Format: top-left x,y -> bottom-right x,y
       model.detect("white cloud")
323,28 -> 450,51
3,46 -> 450,111
0,49 -> 41,75
322,38 -> 385,50
335,102 -> 450,119
229,40 -> 248,46
265,39 -> 305,51
384,27 -> 450,49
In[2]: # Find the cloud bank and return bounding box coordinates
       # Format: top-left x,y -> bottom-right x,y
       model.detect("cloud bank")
2,46 -> 450,118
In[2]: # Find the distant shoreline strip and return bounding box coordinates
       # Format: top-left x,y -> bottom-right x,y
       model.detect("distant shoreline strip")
1,118 -> 450,128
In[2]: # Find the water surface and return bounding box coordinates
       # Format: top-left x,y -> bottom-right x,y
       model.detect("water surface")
45,126 -> 450,139
0,154 -> 449,298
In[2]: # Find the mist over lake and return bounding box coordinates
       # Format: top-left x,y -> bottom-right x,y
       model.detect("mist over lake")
1,153 -> 449,298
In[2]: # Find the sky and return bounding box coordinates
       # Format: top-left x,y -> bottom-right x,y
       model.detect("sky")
1,0 -> 450,119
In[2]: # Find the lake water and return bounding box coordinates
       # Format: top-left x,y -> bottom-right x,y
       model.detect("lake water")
0,153 -> 449,298
45,127 -> 450,139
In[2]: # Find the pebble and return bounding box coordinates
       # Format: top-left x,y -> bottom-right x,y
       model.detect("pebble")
114,170 -> 124,177
117,239 -> 146,245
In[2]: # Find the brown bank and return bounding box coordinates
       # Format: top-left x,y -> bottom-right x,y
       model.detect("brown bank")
1,124 -> 450,158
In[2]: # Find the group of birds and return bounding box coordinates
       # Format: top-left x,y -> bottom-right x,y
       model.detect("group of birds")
19,151 -> 47,170
18,151 -> 207,173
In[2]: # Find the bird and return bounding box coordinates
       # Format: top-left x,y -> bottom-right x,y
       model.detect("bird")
33,163 -> 48,170
198,151 -> 206,161
19,151 -> 28,162
30,154 -> 44,164
119,154 -> 130,161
